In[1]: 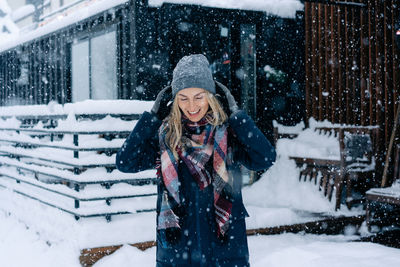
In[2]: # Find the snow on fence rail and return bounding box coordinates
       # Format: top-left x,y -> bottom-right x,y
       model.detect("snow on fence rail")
0,101 -> 157,223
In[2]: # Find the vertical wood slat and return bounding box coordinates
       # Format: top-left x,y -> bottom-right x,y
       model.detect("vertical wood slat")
0,56 -> 4,105
311,4 -> 319,119
325,5 -> 332,121
9,52 -> 13,102
60,31 -> 68,105
47,37 -> 52,103
374,0 -> 383,133
331,5 -> 338,123
368,0 -> 376,126
54,34 -> 60,103
50,35 -> 56,102
28,43 -> 33,105
305,2 -> 312,121
1,56 -> 4,104
11,51 -> 16,102
0,56 -> 2,105
337,5 -> 345,123
374,0 -> 385,172
360,2 -> 368,125
118,14 -> 125,99
38,40 -> 43,104
319,4 -> 325,121
344,4 -> 351,124
44,38 -> 50,104
119,8 -> 131,100
32,42 -> 38,105
353,5 -> 361,125
64,29 -> 72,104
4,53 -> 8,105
19,47 -> 24,103
352,4 -> 358,125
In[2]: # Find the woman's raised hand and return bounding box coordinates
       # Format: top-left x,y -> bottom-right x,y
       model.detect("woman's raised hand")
151,85 -> 173,120
215,81 -> 239,115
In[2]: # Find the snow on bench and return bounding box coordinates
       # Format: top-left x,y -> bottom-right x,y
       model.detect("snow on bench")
276,119 -> 379,210
272,120 -> 305,145
366,144 -> 400,229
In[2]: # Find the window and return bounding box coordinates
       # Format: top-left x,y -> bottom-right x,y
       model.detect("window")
71,29 -> 117,102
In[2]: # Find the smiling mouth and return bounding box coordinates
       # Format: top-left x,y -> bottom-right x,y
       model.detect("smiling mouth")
188,110 -> 200,115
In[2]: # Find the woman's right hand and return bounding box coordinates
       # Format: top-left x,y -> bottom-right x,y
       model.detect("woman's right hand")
215,81 -> 239,116
151,85 -> 172,120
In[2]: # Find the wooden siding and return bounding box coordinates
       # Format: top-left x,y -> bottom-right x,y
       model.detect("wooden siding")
0,4 -> 134,106
305,0 -> 400,181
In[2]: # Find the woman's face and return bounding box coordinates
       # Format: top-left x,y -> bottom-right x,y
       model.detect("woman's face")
177,87 -> 209,122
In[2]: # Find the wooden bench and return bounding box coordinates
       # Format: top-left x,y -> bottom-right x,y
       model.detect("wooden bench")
366,144 -> 400,229
0,114 -> 157,222
272,120 -> 304,145
290,126 -> 379,210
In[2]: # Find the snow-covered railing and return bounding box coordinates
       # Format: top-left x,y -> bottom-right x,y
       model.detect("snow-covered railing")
0,110 -> 157,222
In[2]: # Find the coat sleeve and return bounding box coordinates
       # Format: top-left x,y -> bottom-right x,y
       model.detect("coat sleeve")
228,110 -> 276,171
116,111 -> 162,173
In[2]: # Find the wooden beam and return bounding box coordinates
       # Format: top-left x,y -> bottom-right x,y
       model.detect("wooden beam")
79,215 -> 364,266
246,215 -> 365,235
80,241 -> 156,267
304,0 -> 367,8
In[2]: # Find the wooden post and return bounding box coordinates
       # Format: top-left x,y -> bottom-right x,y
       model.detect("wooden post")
73,134 -> 79,159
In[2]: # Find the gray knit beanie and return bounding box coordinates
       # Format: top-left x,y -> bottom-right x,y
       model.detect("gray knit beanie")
171,54 -> 216,96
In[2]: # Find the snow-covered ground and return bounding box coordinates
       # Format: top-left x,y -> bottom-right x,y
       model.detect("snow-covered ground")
1,210 -> 400,267
0,101 -> 399,265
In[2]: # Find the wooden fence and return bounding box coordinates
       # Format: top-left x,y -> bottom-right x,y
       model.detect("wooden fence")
304,0 -> 400,182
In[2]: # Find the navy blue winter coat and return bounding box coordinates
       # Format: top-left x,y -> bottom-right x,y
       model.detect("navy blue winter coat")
116,110 -> 276,267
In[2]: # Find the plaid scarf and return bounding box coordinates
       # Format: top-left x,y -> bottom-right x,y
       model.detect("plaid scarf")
156,114 -> 233,237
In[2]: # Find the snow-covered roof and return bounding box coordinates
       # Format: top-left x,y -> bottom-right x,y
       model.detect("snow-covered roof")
0,0 -> 303,54
0,0 -> 129,53
149,0 -> 304,18
10,4 -> 35,22
0,0 -> 19,41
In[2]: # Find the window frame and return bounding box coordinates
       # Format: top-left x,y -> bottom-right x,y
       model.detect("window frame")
70,25 -> 118,102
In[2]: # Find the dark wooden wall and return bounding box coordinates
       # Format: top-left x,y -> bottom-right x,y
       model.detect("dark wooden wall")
305,0 -> 400,181
0,4 -> 136,106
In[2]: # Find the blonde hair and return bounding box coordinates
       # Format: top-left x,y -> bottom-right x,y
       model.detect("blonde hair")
165,92 -> 228,158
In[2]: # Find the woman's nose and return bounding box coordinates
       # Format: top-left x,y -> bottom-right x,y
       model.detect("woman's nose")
188,100 -> 196,111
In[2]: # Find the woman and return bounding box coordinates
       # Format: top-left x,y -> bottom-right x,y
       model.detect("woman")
116,54 -> 276,266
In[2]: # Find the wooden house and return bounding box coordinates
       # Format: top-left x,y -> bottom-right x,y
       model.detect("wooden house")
0,0 -> 305,140
304,0 -> 400,183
